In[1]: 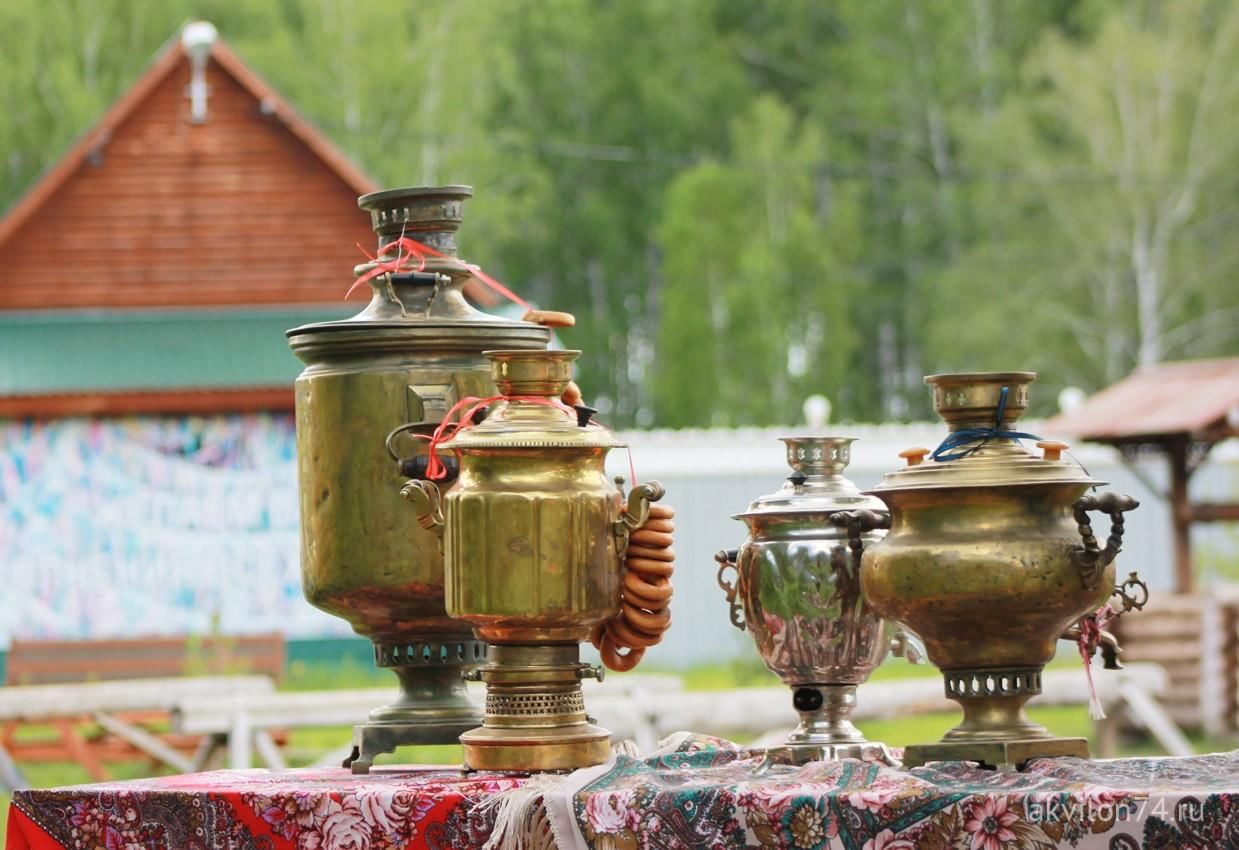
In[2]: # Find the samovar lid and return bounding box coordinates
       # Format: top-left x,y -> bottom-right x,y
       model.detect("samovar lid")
867,371 -> 1106,493
734,437 -> 886,519
286,185 -> 549,358
441,350 -> 627,451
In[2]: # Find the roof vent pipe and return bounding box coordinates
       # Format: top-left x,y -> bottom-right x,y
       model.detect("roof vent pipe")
182,20 -> 218,124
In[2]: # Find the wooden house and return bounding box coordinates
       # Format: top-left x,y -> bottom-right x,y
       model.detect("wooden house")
0,24 -> 377,418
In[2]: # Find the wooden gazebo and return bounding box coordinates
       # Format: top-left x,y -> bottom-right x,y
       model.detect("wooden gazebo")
1049,358 -> 1239,731
1048,358 -> 1239,593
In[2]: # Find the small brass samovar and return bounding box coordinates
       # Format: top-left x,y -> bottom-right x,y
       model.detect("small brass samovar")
856,372 -> 1148,770
403,349 -> 663,771
715,437 -> 918,765
287,186 -> 549,772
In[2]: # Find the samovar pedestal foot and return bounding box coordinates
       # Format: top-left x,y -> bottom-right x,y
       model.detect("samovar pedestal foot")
759,685 -> 898,770
903,665 -> 1090,771
345,718 -> 482,774
345,639 -> 486,774
460,645 -> 611,773
758,742 -> 898,774
902,738 -> 1089,772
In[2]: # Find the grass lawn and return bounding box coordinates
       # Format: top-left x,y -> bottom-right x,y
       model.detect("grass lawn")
4,657 -> 1232,838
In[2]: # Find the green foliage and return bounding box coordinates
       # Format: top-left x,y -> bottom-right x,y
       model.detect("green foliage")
2,0 -> 1236,425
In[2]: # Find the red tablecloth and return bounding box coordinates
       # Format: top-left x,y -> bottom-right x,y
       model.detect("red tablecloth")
8,734 -> 1239,850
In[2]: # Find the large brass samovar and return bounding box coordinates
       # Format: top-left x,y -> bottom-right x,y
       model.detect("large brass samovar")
403,349 -> 663,771
286,186 -> 550,772
856,372 -> 1148,770
715,437 -> 917,765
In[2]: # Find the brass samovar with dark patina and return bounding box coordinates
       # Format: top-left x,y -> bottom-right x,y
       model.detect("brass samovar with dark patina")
403,349 -> 664,771
715,437 -> 919,766
853,372 -> 1149,770
286,186 -> 550,772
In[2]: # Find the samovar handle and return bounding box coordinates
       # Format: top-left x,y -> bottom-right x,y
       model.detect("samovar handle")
1071,492 -> 1139,591
713,550 -> 745,631
618,481 -> 666,532
828,509 -> 891,569
400,479 -> 445,536
613,480 -> 665,556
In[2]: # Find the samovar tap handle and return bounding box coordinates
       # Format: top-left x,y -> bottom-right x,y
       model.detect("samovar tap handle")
713,549 -> 745,631
1061,572 -> 1150,670
1112,570 -> 1150,614
400,479 -> 445,536
1071,492 -> 1139,590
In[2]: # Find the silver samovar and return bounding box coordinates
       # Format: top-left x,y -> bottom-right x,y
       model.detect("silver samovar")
287,186 -> 550,772
715,437 -> 917,764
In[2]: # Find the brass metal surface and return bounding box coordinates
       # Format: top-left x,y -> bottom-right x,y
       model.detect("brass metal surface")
859,372 -> 1145,768
719,437 -> 901,762
404,350 -> 663,771
285,186 -> 549,766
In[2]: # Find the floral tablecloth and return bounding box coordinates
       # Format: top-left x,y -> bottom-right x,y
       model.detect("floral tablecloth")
8,734 -> 1239,850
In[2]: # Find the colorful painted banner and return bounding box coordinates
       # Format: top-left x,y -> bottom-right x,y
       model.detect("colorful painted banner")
0,415 -> 347,645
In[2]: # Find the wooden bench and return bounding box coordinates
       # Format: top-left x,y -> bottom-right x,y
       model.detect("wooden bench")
6,634 -> 285,685
1,633 -> 284,788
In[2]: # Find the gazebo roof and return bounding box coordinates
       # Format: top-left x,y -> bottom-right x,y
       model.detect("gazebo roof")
1047,358 -> 1239,443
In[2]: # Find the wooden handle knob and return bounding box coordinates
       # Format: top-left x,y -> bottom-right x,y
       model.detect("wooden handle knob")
1036,440 -> 1069,462
898,447 -> 930,467
523,309 -> 576,328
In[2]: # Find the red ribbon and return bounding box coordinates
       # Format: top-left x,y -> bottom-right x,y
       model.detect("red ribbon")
1077,603 -> 1116,720
410,394 -> 573,481
347,236 -> 532,310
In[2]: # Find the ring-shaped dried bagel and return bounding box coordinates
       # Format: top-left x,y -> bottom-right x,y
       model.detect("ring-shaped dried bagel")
600,633 -> 643,672
625,543 -> 675,562
625,557 -> 674,579
647,504 -> 676,518
589,621 -> 606,650
624,570 -> 673,602
608,615 -> 662,649
620,600 -> 671,633
636,519 -> 676,534
629,529 -> 676,547
621,584 -> 672,611
627,529 -> 674,549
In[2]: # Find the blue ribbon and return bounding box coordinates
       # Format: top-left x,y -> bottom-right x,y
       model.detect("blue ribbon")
930,386 -> 1042,462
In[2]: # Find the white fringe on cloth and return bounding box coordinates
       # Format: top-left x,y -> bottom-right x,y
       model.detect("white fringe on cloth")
474,735 -> 683,850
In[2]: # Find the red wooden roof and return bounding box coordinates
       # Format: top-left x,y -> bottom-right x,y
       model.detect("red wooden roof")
1047,358 -> 1239,442
0,31 -> 378,310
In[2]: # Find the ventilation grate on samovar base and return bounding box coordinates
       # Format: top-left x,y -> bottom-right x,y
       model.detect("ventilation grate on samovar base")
374,639 -> 487,668
944,666 -> 1042,699
486,690 -> 587,718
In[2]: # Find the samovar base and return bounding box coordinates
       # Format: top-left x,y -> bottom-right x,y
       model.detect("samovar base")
902,737 -> 1088,772
902,665 -> 1088,770
761,741 -> 898,770
344,638 -> 486,773
345,718 -> 481,774
461,722 -> 612,772
768,684 -> 895,765
461,644 -> 610,772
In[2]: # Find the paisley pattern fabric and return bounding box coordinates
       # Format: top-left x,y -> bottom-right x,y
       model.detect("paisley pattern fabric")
8,737 -> 1239,850
570,737 -> 1239,850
